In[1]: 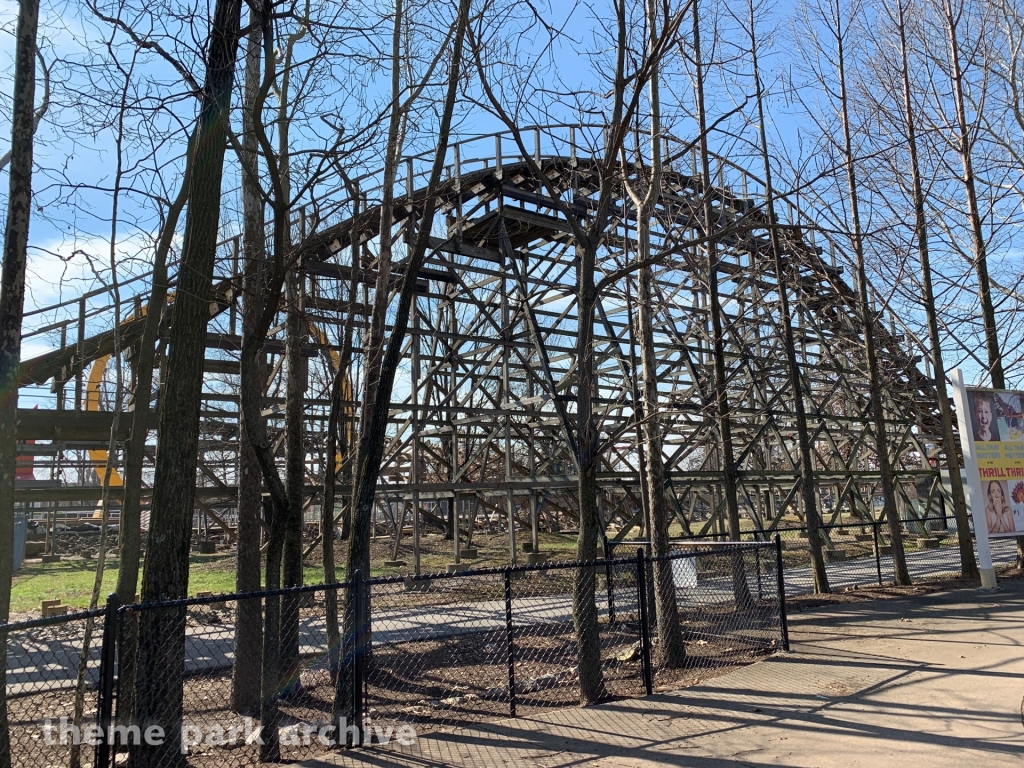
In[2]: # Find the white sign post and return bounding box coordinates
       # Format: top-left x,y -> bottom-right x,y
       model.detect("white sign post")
951,368 -> 1004,589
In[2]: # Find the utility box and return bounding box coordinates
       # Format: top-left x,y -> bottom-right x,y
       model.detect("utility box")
13,513 -> 27,573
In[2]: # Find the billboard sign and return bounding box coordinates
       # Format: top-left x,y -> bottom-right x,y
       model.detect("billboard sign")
951,370 -> 1024,587
959,386 -> 1024,536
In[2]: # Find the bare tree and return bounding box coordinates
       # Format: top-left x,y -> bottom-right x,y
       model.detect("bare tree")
231,1 -> 384,754
233,2 -> 304,753
68,46 -> 135,768
619,0 -> 688,666
793,0 -> 911,584
934,0 -> 1023,563
935,0 -> 1006,388
130,0 -> 243,764
341,0 -> 463,583
231,16 -> 265,715
469,0 -> 754,702
978,0 -> 1024,563
868,0 -> 980,580
0,4 -> 41,765
337,0 -> 472,726
320,176 -> 361,686
469,0 -> 631,703
687,0 -> 757,604
741,0 -> 831,593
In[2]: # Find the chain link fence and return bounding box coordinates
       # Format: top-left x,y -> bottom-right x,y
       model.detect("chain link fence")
2,608 -> 107,768
605,542 -> 786,693
676,514 -> 993,594
3,541 -> 785,768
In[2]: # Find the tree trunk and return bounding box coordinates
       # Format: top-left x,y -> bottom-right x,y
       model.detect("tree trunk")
747,0 -> 829,593
116,271 -> 172,590
129,1 -> 242,765
692,0 -> 754,604
322,206 -> 361,681
116,109 -> 192,732
323,375 -> 342,683
232,16 -> 266,715
353,0 -> 405,471
941,0 -> 1020,566
893,0 -> 978,582
336,0 -> 470,723
622,0 -> 687,668
637,263 -> 687,667
274,21 -> 305,693
279,266 -> 305,694
231,6 -> 306,753
233,358 -> 265,714
834,9 -> 910,586
941,0 -> 1004,389
0,4 -> 39,765
574,246 -> 607,705
259,496 -> 285,761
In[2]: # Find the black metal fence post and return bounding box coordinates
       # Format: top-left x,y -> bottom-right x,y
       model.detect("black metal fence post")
635,548 -> 653,696
873,518 -> 883,585
774,535 -> 790,652
95,592 -> 120,768
604,537 -> 615,626
352,569 -> 365,746
503,568 -> 516,717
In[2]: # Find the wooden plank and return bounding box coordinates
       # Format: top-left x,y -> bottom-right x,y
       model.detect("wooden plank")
15,408 -> 158,441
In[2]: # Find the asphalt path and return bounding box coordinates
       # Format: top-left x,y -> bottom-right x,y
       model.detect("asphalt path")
783,535 -> 1019,596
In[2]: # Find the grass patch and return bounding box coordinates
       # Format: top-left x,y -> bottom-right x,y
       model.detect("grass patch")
10,554 -> 326,614
10,530 -> 621,616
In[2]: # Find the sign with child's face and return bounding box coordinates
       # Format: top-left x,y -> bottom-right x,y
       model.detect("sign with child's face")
963,389 -> 1024,536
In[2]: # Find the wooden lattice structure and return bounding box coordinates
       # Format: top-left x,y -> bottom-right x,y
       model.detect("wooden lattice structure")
13,126 -> 948,563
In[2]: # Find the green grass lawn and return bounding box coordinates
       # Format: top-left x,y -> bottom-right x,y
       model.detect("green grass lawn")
10,554 -> 326,614
10,530 -> 631,616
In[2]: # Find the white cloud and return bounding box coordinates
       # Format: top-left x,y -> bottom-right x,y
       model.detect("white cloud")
16,232 -> 159,364
25,231 -> 156,312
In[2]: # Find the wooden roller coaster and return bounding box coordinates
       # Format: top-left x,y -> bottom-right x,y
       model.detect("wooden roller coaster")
12,125 -> 949,567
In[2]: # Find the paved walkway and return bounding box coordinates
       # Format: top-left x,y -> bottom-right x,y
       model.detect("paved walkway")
784,536 -> 1018,595
303,579 -> 1024,767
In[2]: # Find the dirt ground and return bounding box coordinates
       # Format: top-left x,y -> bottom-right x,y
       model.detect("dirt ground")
786,563 -> 1024,613
5,609 -> 775,768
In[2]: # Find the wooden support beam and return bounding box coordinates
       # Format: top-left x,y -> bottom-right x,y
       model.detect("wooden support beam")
194,498 -> 236,542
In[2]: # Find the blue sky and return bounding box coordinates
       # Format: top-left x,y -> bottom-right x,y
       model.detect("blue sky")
1,0 -> 1019,401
